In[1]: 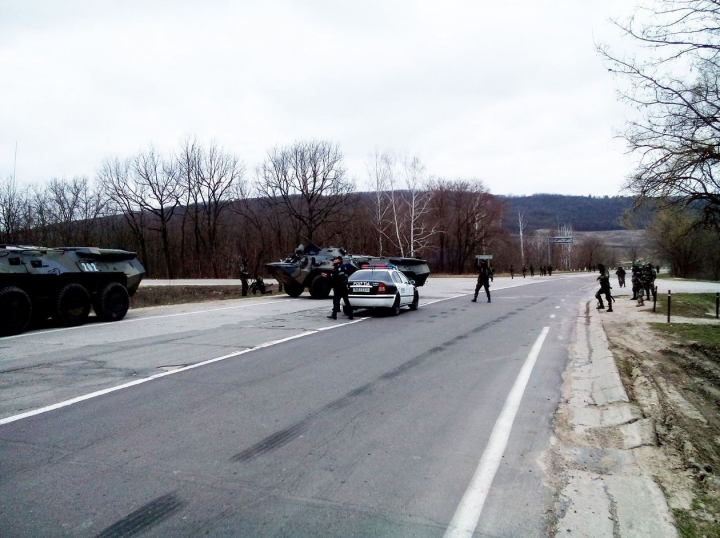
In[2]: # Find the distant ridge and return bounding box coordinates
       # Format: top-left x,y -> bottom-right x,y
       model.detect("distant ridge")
499,194 -> 650,232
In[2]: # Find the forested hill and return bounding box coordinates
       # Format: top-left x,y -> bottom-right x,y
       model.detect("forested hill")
499,194 -> 651,232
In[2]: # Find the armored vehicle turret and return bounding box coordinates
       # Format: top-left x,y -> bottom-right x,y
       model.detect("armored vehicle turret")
0,245 -> 146,336
264,244 -> 430,299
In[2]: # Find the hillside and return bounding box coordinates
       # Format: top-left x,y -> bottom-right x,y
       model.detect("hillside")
500,194 -> 651,232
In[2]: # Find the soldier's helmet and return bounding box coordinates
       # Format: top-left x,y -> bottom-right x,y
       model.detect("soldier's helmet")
331,256 -> 342,263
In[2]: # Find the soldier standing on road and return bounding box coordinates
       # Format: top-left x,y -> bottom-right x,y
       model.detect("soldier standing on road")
530,264 -> 535,277
615,266 -> 626,288
471,259 -> 492,303
595,264 -> 613,312
643,263 -> 657,300
326,256 -> 353,320
239,257 -> 250,297
632,265 -> 646,306
548,264 -> 553,276
490,265 -> 494,282
522,264 -> 527,278
509,264 -> 515,279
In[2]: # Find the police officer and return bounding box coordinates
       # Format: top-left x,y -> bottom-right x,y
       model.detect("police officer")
530,264 -> 535,277
327,256 -> 353,320
471,259 -> 491,303
522,264 -> 527,278
547,264 -> 553,276
509,264 -> 515,279
595,264 -> 613,312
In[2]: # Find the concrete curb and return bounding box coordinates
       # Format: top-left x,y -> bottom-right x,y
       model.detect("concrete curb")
553,301 -> 677,537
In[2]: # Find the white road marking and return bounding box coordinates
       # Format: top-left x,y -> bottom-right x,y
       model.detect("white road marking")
550,314 -> 556,319
0,297 -> 300,341
443,326 -> 550,538
555,306 -> 560,308
0,319 -> 361,426
0,291 -> 527,425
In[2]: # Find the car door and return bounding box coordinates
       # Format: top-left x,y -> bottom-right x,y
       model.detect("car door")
398,271 -> 415,304
391,271 -> 410,305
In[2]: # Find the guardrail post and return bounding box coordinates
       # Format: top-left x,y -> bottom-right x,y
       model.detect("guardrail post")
668,290 -> 672,323
653,286 -> 658,312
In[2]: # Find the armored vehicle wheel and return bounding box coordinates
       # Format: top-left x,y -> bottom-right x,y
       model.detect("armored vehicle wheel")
94,282 -> 130,321
284,282 -> 304,297
309,274 -> 331,299
54,282 -> 91,326
0,286 -> 32,335
390,294 -> 401,316
409,291 -> 419,311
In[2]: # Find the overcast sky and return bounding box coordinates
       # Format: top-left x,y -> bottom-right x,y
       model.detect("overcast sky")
1,0 -> 639,196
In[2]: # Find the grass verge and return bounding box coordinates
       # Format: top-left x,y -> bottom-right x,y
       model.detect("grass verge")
673,484 -> 720,538
650,322 -> 720,352
653,293 -> 720,319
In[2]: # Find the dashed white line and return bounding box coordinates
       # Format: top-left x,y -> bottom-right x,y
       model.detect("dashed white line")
550,314 -> 556,319
444,326 -> 550,538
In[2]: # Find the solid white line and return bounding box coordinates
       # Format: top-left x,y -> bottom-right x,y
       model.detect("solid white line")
0,297 -> 299,341
0,292 -> 487,425
0,320 -> 361,426
443,326 -> 550,538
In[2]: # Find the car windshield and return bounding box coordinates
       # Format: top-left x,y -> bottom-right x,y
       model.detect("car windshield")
349,269 -> 392,282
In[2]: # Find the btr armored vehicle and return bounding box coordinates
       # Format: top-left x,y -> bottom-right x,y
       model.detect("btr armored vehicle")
0,245 -> 146,336
264,244 -> 430,299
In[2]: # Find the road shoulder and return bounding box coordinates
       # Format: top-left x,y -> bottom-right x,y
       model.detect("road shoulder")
548,299 -> 678,537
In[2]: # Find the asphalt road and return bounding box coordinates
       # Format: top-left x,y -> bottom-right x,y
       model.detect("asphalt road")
0,273 -> 597,537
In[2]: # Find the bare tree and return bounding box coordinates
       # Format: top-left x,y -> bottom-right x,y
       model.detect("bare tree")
365,151 -> 395,256
256,140 -> 354,244
98,147 -> 183,278
401,156 -> 438,257
0,175 -> 27,243
518,212 -> 527,264
195,142 -> 245,277
98,157 -> 151,271
600,0 -> 720,229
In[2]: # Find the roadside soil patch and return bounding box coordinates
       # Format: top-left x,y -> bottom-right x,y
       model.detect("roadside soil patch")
600,295 -> 720,536
130,285 -> 278,309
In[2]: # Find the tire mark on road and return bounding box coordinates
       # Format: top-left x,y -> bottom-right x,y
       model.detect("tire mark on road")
94,492 -> 185,538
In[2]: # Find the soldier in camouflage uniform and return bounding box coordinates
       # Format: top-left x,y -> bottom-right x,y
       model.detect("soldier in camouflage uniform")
595,264 -> 613,312
642,263 -> 657,300
632,265 -> 645,306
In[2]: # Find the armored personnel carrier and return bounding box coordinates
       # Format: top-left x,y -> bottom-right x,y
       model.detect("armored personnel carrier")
0,245 -> 146,336
264,244 -> 430,299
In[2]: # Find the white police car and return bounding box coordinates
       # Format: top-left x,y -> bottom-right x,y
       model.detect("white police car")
344,265 -> 419,316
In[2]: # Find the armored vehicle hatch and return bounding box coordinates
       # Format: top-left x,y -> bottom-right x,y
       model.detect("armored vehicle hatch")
0,245 -> 146,336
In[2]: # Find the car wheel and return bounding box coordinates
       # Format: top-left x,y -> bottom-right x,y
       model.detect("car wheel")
53,282 -> 91,326
0,286 -> 32,335
390,294 -> 401,316
284,282 -> 304,297
94,282 -> 130,321
342,304 -> 353,316
409,291 -> 419,311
